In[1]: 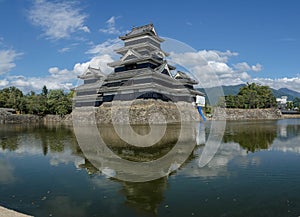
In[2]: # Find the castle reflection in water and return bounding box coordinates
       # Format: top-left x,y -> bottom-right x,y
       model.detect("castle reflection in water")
0,119 -> 300,215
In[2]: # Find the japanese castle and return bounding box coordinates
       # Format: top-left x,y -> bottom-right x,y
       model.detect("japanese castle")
74,23 -> 203,107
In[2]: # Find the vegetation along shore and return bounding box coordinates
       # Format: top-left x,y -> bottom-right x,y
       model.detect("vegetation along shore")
0,83 -> 299,124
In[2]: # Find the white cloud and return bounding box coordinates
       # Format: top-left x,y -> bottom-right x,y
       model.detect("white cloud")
252,76 -> 300,92
28,0 -> 90,40
233,62 -> 251,71
1,56 -> 115,92
170,50 -> 238,68
233,62 -> 262,73
0,79 -> 9,86
169,50 -> 255,87
251,63 -> 262,72
74,54 -> 114,75
58,43 -> 80,53
79,26 -> 90,33
5,64 -> 82,92
83,38 -> 122,73
0,38 -> 121,92
86,38 -> 122,56
99,16 -> 121,35
0,49 -> 23,75
2,37 -> 299,94
58,47 -> 71,53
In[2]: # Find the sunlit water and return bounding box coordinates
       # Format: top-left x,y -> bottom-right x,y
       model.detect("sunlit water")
0,119 -> 300,217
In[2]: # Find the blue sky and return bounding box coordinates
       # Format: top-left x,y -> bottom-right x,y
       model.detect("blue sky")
0,0 -> 300,92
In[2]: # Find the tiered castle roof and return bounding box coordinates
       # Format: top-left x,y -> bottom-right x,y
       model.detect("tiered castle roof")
75,23 -> 203,107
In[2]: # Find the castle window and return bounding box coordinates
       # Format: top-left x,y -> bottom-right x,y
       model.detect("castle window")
125,63 -> 137,70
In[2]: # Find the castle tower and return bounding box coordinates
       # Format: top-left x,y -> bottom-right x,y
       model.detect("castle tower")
98,23 -> 203,104
74,66 -> 105,107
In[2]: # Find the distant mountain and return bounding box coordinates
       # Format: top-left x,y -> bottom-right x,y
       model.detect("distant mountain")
221,84 -> 246,96
198,84 -> 300,105
198,84 -> 246,105
275,88 -> 300,100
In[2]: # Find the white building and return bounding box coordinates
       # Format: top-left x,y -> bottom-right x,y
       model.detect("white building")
276,96 -> 288,109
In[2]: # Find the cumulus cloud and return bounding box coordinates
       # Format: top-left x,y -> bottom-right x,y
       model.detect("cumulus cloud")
0,79 -> 9,86
170,50 -> 238,67
87,38 -> 122,56
0,39 -> 120,92
252,76 -> 300,93
251,63 -> 263,72
2,37 -> 300,94
233,62 -> 262,73
84,38 -> 122,73
99,16 -> 121,35
73,54 -> 115,75
0,49 -> 23,75
28,0 -> 90,40
2,63 -> 83,92
169,50 -> 258,87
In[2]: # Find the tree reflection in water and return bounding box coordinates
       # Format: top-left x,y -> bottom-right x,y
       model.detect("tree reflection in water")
0,123 -> 78,155
120,178 -> 167,216
223,120 -> 278,152
1,120 -> 300,216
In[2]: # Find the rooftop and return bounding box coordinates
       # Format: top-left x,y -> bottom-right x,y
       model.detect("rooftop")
119,23 -> 164,42
78,66 -> 105,80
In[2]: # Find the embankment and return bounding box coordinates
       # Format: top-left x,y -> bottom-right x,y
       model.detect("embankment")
73,99 -> 200,124
2,103 -> 298,124
212,107 -> 282,120
0,99 -> 200,124
0,109 -> 71,124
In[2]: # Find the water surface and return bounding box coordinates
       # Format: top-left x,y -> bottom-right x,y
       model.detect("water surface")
0,119 -> 300,217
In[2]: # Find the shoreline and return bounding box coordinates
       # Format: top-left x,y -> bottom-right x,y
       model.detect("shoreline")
0,206 -> 32,217
282,114 -> 300,119
1,107 -> 300,124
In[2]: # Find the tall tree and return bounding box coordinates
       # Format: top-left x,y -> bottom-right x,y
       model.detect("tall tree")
42,85 -> 48,96
293,97 -> 300,108
0,87 -> 25,112
47,89 -> 72,116
224,83 -> 276,109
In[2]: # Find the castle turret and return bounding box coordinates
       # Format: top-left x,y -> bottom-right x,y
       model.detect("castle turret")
97,23 -> 203,104
74,66 -> 105,107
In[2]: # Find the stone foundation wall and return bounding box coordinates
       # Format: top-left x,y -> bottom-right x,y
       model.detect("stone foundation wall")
1,100 -> 200,125
1,104 -> 286,124
212,107 -> 282,120
0,111 -> 71,124
74,99 -> 200,124
0,112 -> 42,124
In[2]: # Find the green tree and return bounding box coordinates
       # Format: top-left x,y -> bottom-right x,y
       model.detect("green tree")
0,86 -> 25,112
286,101 -> 293,110
224,83 -> 276,109
293,97 -> 300,109
0,86 -> 73,116
42,85 -> 48,96
19,89 -> 49,115
47,89 -> 72,116
225,95 -> 237,108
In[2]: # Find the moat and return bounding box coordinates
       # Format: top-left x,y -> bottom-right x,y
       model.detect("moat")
0,119 -> 300,217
